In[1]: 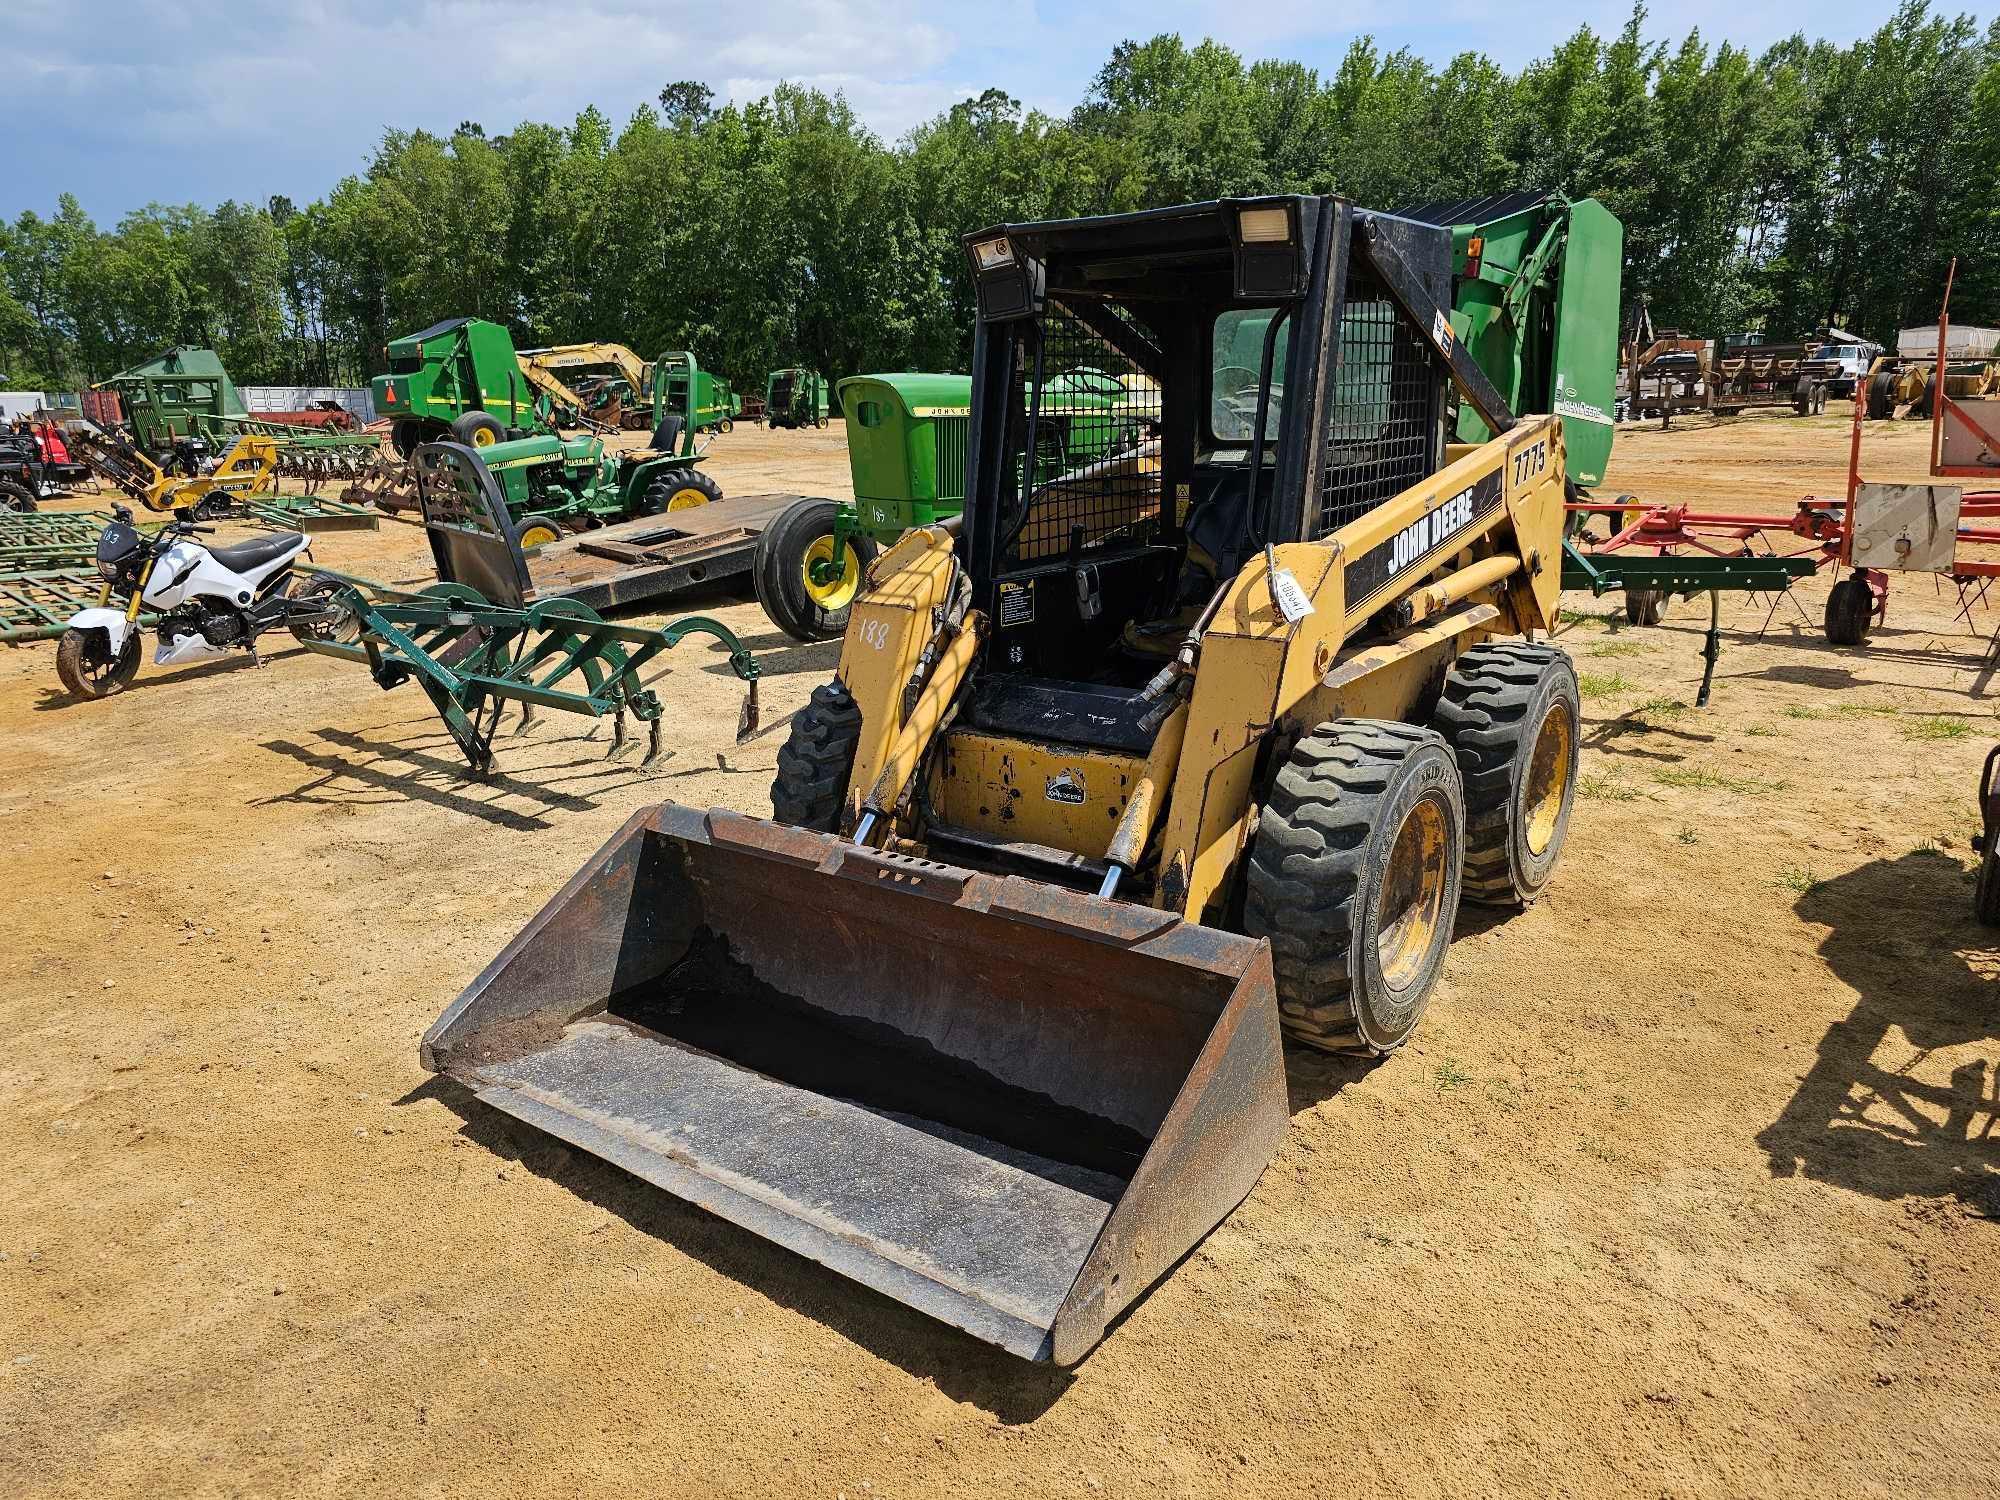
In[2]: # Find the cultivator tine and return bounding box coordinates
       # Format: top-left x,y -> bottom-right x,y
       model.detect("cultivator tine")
643,717 -> 664,765
736,677 -> 761,743
517,702 -> 536,736
609,708 -> 629,758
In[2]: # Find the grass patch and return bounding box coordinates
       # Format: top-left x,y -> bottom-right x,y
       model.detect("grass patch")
1773,865 -> 1824,896
1433,1058 -> 1471,1092
1578,672 -> 1633,698
1902,715 -> 1972,742
1742,724 -> 1778,737
1579,773 -> 1641,802
1633,697 -> 1690,719
1558,608 -> 1617,630
1651,765 -> 1789,796
1675,825 -> 1700,845
1834,702 -> 1901,719
1781,705 -> 1823,720
1586,641 -> 1651,658
1914,838 -> 1950,858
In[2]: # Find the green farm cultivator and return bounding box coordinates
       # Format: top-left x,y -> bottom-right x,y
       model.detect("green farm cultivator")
291,443 -> 760,774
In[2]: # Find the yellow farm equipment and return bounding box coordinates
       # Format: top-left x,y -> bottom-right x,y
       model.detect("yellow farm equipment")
422,195 -> 1599,1364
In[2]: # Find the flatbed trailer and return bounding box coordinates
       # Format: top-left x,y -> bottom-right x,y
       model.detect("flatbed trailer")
524,491 -> 820,611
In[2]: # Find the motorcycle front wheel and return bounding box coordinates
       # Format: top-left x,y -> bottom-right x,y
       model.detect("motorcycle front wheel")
57,627 -> 142,700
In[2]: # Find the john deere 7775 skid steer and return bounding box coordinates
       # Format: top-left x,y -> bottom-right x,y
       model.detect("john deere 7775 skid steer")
422,193 -> 1611,1365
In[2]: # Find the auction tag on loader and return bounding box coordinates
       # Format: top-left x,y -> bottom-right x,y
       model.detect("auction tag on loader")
1270,567 -> 1314,623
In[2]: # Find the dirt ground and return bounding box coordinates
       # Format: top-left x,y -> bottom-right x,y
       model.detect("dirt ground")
3,412 -> 1997,1498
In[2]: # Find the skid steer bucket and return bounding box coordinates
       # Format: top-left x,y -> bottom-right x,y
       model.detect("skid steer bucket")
423,804 -> 1287,1364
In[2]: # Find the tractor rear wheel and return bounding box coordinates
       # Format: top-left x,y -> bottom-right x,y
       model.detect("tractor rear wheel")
452,412 -> 504,448
1245,720 -> 1466,1056
771,680 -> 864,831
1825,575 -> 1873,646
754,497 -> 879,642
1434,641 -> 1580,907
641,468 -> 722,515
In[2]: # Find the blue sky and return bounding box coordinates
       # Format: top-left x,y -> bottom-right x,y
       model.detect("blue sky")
8,0 -> 1972,222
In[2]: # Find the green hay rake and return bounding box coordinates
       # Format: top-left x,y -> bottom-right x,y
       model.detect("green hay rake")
291,442 -> 759,775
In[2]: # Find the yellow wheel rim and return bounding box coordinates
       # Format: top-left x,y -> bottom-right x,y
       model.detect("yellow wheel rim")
470,425 -> 497,447
1376,797 -> 1449,990
1523,701 -> 1574,857
802,534 -> 862,610
663,487 -> 709,512
518,521 -> 560,548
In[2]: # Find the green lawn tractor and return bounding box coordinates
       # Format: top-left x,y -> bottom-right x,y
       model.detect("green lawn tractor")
764,368 -> 830,429
471,387 -> 723,548
753,370 -> 1158,639
373,317 -> 550,457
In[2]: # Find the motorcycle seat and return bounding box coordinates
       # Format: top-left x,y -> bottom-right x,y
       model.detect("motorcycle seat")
208,533 -> 304,573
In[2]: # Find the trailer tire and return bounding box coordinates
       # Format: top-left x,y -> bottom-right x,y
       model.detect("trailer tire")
640,467 -> 722,515
1866,370 -> 1897,421
1434,642 -> 1579,908
1245,721 -> 1465,1056
754,497 -> 879,643
1825,575 -> 1873,646
1976,838 -> 2000,928
452,412 -> 504,449
0,478 -> 38,512
771,680 -> 863,832
1625,588 -> 1668,626
57,626 -> 141,700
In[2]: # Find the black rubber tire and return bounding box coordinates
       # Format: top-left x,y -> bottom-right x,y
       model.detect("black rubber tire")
640,466 -> 723,515
451,412 -> 505,448
390,419 -> 429,458
1625,588 -> 1668,626
771,680 -> 864,831
515,516 -> 570,549
1976,838 -> 2000,928
0,478 -> 38,512
753,497 -> 880,643
1866,370 -> 1897,421
1825,575 -> 1873,646
1434,641 -> 1581,908
287,571 -> 362,645
1244,720 -> 1466,1055
56,626 -> 141,700
1814,385 -> 1830,414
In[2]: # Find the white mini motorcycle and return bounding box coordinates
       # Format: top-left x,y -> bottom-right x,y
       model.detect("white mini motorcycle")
57,504 -> 343,699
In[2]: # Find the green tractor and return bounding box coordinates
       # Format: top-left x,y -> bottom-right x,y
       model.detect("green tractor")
453,368 -> 724,546
764,368 -> 830,429
373,317 -> 549,457
753,368 -> 1154,639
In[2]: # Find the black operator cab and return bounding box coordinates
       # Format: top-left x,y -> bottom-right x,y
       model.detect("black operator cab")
958,196 -> 1463,725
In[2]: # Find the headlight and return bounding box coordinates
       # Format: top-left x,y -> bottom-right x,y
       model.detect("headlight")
971,236 -> 1014,272
98,557 -> 121,580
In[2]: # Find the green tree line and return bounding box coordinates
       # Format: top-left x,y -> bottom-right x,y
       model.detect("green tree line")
4,1 -> 1997,393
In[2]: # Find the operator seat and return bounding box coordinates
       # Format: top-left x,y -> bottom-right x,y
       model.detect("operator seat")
1120,466 -> 1258,657
208,532 -> 305,573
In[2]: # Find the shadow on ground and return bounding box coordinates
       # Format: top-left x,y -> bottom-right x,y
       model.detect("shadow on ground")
1759,850 -> 2000,1212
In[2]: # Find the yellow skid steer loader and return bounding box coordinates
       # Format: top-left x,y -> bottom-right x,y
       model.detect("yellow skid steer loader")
423,196 -> 1583,1364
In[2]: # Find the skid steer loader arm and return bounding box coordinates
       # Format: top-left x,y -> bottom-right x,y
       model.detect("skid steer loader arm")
423,804 -> 1287,1364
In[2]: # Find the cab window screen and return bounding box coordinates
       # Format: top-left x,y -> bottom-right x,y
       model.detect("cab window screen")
998,301 -> 1164,569
1314,269 -> 1441,539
